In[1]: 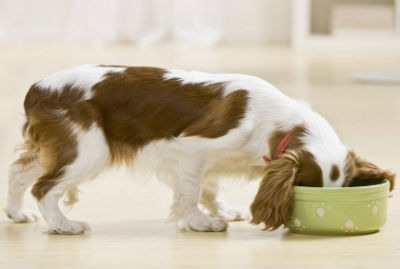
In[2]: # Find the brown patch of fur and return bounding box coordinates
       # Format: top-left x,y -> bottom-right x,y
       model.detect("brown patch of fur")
67,100 -> 102,129
25,84 -> 101,130
344,151 -> 395,191
330,164 -> 340,181
91,67 -> 248,164
184,90 -> 248,137
296,150 -> 323,187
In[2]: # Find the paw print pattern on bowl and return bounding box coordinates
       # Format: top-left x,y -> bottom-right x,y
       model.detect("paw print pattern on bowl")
340,219 -> 359,233
311,202 -> 331,218
292,218 -> 306,231
368,201 -> 381,216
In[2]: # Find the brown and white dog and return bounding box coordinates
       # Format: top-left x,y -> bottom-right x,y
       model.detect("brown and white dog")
5,65 -> 395,234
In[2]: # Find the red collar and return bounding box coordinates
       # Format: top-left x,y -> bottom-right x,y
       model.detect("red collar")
262,131 -> 294,163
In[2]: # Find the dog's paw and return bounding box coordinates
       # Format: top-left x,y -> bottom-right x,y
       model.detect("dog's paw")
5,208 -> 40,223
204,199 -> 250,222
214,200 -> 250,221
182,209 -> 228,232
48,220 -> 91,235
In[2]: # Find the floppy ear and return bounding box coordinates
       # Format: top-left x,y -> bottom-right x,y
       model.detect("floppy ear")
250,151 -> 300,230
345,151 -> 395,191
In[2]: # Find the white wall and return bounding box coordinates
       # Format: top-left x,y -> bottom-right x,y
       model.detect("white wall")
0,0 -> 292,45
222,0 -> 292,43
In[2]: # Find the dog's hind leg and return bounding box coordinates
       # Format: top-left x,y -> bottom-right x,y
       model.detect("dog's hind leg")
32,124 -> 109,235
199,177 -> 250,221
5,149 -> 43,223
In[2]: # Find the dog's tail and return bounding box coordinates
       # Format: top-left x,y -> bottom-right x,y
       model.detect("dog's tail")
22,84 -> 70,145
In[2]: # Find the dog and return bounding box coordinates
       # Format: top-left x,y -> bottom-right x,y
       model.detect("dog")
5,65 -> 395,234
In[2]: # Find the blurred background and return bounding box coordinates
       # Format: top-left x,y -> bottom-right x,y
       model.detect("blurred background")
0,0 -> 290,46
1,0 -> 399,81
0,0 -> 399,46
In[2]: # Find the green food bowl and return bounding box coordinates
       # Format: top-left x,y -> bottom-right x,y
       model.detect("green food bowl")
289,181 -> 390,235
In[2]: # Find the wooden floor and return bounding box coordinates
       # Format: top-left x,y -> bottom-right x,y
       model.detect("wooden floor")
0,43 -> 399,269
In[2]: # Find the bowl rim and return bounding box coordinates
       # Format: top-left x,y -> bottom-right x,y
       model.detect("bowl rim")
293,180 -> 389,194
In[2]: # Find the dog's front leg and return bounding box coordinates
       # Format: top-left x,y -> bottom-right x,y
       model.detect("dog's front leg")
200,177 -> 250,221
169,159 -> 228,232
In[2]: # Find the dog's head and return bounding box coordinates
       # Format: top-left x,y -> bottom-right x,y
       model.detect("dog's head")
250,148 -> 395,231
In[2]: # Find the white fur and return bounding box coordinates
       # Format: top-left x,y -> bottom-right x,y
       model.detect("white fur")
302,112 -> 348,186
36,64 -> 126,98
